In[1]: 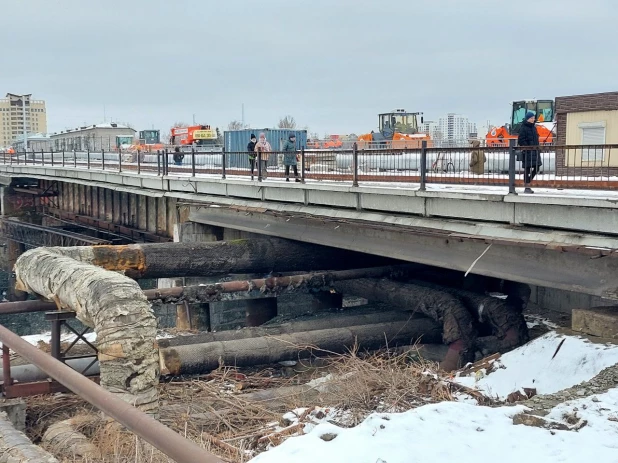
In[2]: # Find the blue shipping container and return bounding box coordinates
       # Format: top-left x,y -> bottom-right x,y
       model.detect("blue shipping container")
224,128 -> 308,169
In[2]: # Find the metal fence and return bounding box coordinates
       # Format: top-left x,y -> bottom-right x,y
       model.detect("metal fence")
1,141 -> 617,192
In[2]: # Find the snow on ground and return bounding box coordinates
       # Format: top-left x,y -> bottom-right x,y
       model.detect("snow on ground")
251,331 -> 618,462
456,332 -> 618,400
250,396 -> 618,463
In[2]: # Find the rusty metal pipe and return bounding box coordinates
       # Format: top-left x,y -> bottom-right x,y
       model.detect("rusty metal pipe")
0,323 -> 223,463
144,265 -> 411,302
0,265 -> 414,314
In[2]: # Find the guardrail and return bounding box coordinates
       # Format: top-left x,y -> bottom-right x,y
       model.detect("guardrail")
2,141 -> 618,191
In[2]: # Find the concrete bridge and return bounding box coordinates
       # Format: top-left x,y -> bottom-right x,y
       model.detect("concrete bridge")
1,161 -> 617,309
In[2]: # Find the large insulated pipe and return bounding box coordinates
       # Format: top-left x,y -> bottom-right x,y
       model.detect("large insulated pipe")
0,323 -> 223,463
14,248 -> 159,413
54,238 -> 394,279
159,320 -> 442,375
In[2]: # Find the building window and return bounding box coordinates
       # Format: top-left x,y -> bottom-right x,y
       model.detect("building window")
579,122 -> 606,162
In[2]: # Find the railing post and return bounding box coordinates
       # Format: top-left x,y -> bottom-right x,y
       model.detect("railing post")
137,149 -> 141,175
221,148 -> 227,179
157,151 -> 161,176
508,138 -> 517,195
118,147 -> 122,173
352,143 -> 359,187
300,147 -> 306,184
164,149 -> 169,176
87,149 -> 91,169
73,149 -> 77,168
2,344 -> 12,387
101,149 -> 105,171
50,148 -> 54,166
257,153 -> 263,182
62,150 -> 65,167
420,140 -> 427,191
41,149 -> 45,166
191,147 -> 196,177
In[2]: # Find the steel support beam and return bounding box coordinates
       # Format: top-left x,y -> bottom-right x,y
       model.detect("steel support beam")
189,206 -> 618,300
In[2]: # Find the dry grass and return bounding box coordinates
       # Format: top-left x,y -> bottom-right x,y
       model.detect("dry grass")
23,345 -> 460,462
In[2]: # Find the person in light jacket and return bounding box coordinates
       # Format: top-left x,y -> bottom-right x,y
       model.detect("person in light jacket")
254,133 -> 272,179
468,139 -> 486,175
281,134 -> 300,182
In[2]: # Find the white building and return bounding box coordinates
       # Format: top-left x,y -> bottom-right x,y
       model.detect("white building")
432,113 -> 478,146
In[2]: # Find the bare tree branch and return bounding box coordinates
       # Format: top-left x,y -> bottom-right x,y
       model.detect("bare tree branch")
278,115 -> 297,129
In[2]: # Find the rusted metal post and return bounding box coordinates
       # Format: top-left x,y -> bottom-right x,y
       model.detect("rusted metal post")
2,344 -> 12,387
137,149 -> 141,174
40,149 -> 44,166
420,140 -> 427,191
300,147 -> 306,183
118,147 -> 122,172
87,149 -> 91,169
352,142 -> 359,187
157,150 -> 161,175
508,138 -> 517,195
49,316 -> 62,361
50,148 -> 54,166
0,323 -> 223,463
191,147 -> 196,176
62,150 -> 65,167
101,149 -> 105,170
221,148 -> 227,179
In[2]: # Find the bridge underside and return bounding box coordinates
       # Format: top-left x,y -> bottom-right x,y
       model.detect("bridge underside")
189,206 -> 618,300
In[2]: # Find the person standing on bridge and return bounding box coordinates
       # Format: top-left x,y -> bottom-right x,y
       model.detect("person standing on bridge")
518,111 -> 542,194
254,133 -> 272,179
468,139 -> 486,176
282,134 -> 300,182
247,134 -> 257,180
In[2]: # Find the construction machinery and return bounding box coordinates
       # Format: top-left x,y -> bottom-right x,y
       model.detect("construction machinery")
486,100 -> 555,146
170,125 -> 218,146
357,109 -> 432,149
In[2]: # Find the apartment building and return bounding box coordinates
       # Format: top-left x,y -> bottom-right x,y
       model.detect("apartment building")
0,93 -> 47,147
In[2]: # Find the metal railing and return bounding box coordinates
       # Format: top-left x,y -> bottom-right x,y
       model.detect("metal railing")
1,142 -> 618,192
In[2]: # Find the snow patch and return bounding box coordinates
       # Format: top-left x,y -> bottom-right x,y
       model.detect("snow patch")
250,396 -> 618,463
456,332 -> 618,400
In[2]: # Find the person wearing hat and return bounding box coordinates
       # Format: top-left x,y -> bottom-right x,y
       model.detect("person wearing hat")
281,133 -> 300,182
517,111 -> 542,194
254,133 -> 272,179
247,134 -> 257,180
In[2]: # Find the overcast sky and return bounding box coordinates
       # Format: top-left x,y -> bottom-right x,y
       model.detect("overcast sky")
2,0 -> 616,137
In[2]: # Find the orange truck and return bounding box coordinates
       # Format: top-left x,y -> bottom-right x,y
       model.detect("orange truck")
170,125 -> 218,146
486,100 -> 555,146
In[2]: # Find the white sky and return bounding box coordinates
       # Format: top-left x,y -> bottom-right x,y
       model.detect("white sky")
2,0 -> 616,137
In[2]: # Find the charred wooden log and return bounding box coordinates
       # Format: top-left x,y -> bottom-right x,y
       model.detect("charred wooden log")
54,238 -> 394,279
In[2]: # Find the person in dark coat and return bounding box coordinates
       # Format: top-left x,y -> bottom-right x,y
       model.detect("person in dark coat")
517,111 -> 542,194
281,134 -> 300,182
172,147 -> 184,166
247,134 -> 257,179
